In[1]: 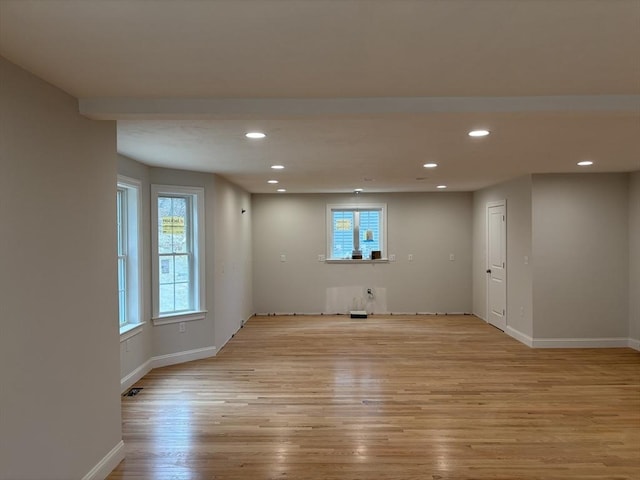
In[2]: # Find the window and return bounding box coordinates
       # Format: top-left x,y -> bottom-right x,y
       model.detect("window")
117,176 -> 142,331
151,185 -> 206,324
327,203 -> 387,260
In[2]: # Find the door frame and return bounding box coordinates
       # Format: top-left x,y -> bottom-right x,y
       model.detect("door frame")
486,200 -> 507,329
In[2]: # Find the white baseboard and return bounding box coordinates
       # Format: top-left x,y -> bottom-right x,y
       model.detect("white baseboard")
120,359 -> 152,393
505,326 -> 534,347
531,337 -> 630,348
628,338 -> 640,351
254,311 -> 472,316
150,345 -> 217,369
82,440 -> 125,480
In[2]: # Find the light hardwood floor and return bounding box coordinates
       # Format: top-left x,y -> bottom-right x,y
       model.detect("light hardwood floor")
108,315 -> 640,480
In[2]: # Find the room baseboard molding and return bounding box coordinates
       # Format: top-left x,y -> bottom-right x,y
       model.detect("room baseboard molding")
254,311 -> 473,316
628,338 -> 640,351
505,326 -> 534,347
81,440 -> 125,480
120,359 -> 152,393
150,345 -> 217,369
531,337 -> 630,348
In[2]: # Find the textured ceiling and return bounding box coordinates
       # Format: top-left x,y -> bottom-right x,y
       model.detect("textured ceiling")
1,0 -> 639,192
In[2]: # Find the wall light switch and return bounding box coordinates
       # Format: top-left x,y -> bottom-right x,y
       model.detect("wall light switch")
280,254 -> 287,262
524,255 -> 529,265
408,254 -> 414,262
449,253 -> 455,261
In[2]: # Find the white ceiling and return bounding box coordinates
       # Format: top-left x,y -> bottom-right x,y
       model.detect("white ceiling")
1,0 -> 639,193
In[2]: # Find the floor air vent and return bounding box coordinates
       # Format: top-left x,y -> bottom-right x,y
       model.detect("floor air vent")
123,387 -> 143,397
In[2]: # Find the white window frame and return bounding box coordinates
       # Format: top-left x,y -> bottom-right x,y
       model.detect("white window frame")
326,203 -> 388,262
117,175 -> 143,335
151,184 -> 206,325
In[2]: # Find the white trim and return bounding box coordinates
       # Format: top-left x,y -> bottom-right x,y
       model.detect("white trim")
505,326 -> 534,347
325,259 -> 389,264
119,322 -> 145,341
474,311 -> 487,322
531,337 -> 630,348
151,184 -> 206,318
81,440 -> 125,480
326,203 -> 387,261
152,310 -> 207,326
80,95 -> 640,120
120,359 -> 153,393
117,175 -> 143,327
254,311 -> 472,316
150,345 -> 217,369
628,338 -> 640,351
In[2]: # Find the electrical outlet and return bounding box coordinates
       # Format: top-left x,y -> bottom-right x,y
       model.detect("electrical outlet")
179,322 -> 186,333
280,254 -> 287,262
318,254 -> 325,262
389,254 -> 396,262
449,253 -> 455,261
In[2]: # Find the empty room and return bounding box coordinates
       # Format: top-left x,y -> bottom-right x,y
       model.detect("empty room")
1,1 -> 639,479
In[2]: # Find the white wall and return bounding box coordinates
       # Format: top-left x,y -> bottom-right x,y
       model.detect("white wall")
117,155 -> 153,388
532,173 -> 629,339
472,175 -> 533,338
628,171 -> 640,344
0,57 -> 123,479
213,175 -> 253,346
252,192 -> 473,314
148,168 -> 217,357
116,158 -> 253,387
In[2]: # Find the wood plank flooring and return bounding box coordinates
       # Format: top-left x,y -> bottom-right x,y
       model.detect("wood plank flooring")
108,315 -> 640,480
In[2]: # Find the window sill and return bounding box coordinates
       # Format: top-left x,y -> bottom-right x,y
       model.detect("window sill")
120,322 -> 145,341
152,310 -> 207,326
325,259 -> 389,264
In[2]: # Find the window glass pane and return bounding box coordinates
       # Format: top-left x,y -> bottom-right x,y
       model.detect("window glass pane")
159,256 -> 174,285
359,210 -> 381,259
174,282 -> 191,311
159,283 -> 175,314
119,291 -> 126,325
174,254 -> 190,283
170,197 -> 188,254
116,190 -> 124,256
332,211 -> 354,259
157,196 -> 173,254
118,256 -> 126,324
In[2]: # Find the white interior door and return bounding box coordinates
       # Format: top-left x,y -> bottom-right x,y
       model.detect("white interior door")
486,201 -> 506,331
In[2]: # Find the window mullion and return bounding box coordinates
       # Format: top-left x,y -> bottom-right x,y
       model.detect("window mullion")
353,210 -> 360,253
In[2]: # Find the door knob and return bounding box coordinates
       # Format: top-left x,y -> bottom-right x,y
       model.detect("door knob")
486,269 -> 491,274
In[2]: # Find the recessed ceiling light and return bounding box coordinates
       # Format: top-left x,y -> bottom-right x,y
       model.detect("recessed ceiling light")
423,163 -> 438,168
277,188 -> 287,193
436,185 -> 447,189
468,129 -> 490,137
577,160 -> 594,166
246,132 -> 266,139
354,188 -> 364,192
267,179 -> 279,184
271,165 -> 284,170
